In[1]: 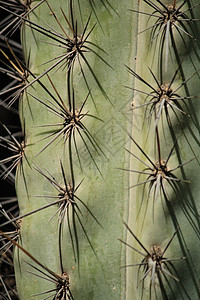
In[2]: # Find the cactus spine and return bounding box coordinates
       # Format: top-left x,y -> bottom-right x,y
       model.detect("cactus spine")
1,0 -> 200,299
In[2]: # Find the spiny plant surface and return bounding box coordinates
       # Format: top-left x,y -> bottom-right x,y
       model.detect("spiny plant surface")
0,0 -> 200,300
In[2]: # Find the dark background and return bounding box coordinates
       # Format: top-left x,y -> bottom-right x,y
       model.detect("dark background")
0,7 -> 22,215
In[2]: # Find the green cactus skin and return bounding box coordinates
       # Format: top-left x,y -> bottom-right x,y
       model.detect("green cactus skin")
1,0 -> 199,299
127,1 -> 200,299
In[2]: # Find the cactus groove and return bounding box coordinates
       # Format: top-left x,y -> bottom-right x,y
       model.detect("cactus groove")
0,0 -> 200,299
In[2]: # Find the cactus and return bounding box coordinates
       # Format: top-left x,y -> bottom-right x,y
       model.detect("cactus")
0,0 -> 200,299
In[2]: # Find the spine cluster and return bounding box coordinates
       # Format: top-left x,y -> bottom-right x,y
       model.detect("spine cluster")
0,1 -> 200,300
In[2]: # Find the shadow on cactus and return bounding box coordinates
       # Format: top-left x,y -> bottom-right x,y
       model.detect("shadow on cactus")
126,65 -> 198,129
119,222 -> 191,300
121,133 -> 200,238
125,133 -> 191,199
130,0 -> 200,70
127,64 -> 200,163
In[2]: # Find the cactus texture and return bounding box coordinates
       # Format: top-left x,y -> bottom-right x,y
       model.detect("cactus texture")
1,0 -> 200,299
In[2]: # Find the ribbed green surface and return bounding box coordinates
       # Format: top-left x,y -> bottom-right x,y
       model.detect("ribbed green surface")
14,0 -> 200,299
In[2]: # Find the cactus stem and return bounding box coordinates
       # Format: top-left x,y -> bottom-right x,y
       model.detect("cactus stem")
123,131 -> 200,235
27,263 -> 73,300
132,0 -> 199,42
120,223 -> 186,296
77,0 -> 118,31
4,160 -> 101,265
28,79 -> 104,173
0,229 -> 74,299
131,0 -> 200,73
1,0 -> 200,298
33,161 -> 101,263
2,1 -> 111,102
128,133 -> 192,190
126,65 -> 199,129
